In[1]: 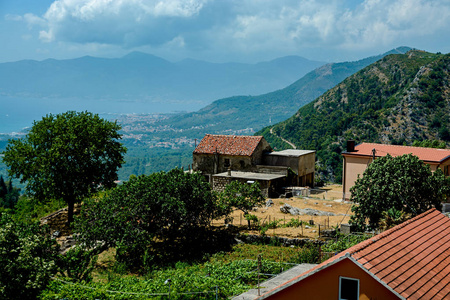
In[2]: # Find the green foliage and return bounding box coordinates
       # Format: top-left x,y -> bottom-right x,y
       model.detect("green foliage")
412,139 -> 446,148
349,154 -> 449,230
42,249 -> 292,300
322,233 -> 371,254
75,168 -> 223,268
0,176 -> 20,210
218,181 -> 265,228
0,213 -> 59,299
244,213 -> 260,229
282,218 -> 306,228
378,208 -> 412,231
13,196 -> 66,224
292,243 -> 321,264
59,246 -> 98,283
2,111 -> 127,224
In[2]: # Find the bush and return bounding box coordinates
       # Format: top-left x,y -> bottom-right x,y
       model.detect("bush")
0,213 -> 59,299
59,246 -> 98,283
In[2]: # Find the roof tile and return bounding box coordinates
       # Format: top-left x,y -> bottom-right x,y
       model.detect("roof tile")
344,143 -> 450,163
193,134 -> 266,156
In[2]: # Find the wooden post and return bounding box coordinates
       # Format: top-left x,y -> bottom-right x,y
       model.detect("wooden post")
258,254 -> 262,296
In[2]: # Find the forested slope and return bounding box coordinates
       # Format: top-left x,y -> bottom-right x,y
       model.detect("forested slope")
259,51 -> 450,183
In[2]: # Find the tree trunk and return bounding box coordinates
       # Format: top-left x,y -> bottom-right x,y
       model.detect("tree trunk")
67,198 -> 75,226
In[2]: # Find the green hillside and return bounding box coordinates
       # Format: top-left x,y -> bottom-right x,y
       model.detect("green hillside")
258,50 -> 450,183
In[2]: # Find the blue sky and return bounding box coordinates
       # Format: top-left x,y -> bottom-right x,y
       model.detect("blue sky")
1,0 -> 450,64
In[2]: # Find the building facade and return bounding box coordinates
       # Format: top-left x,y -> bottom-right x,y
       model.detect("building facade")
342,142 -> 450,199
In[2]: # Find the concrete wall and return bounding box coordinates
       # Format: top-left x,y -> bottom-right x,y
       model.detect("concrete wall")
343,155 -> 450,199
264,152 -> 315,187
342,155 -> 373,199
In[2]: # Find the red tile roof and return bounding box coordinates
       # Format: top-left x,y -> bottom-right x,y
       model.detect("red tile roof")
193,134 -> 265,156
259,209 -> 450,299
344,143 -> 450,163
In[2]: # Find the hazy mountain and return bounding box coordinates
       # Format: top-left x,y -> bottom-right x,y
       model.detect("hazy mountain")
162,47 -> 412,133
258,50 -> 450,182
0,52 -> 324,110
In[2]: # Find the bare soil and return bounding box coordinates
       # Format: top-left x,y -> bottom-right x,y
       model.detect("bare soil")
212,184 -> 353,239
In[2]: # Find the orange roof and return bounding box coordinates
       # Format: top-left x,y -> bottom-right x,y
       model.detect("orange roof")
193,134 -> 266,156
343,143 -> 450,163
259,209 -> 450,299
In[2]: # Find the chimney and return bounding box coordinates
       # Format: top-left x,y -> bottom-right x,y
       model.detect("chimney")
347,140 -> 355,152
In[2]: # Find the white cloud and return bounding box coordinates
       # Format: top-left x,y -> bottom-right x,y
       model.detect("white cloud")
19,0 -> 450,61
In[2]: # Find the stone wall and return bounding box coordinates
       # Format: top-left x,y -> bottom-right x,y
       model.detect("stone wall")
40,204 -> 81,237
212,176 -> 233,193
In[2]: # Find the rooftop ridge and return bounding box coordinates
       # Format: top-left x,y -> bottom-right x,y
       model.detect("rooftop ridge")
358,142 -> 450,151
348,208 -> 439,256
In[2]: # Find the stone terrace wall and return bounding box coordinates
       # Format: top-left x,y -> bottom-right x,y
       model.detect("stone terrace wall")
40,204 -> 80,236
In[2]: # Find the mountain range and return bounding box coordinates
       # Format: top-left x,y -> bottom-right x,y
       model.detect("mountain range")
0,52 -> 324,111
162,47 -> 412,134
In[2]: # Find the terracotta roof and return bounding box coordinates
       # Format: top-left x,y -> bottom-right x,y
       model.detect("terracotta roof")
343,143 -> 450,163
258,209 -> 450,299
193,134 -> 265,156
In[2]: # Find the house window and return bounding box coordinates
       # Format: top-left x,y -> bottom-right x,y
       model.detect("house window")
339,277 -> 359,300
445,165 -> 449,176
224,158 -> 231,168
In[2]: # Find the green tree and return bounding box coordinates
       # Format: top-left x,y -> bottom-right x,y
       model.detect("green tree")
350,154 -> 449,230
0,176 -> 6,200
75,168 -> 221,267
2,111 -> 127,224
0,213 -> 59,299
218,181 -> 265,228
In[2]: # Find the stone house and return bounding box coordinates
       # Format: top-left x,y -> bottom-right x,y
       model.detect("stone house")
193,134 -> 272,179
193,134 -> 316,197
342,141 -> 450,199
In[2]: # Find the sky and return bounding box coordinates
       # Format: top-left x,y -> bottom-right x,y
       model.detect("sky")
1,0 -> 450,64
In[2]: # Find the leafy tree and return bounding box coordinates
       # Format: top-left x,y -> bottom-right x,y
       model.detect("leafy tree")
378,208 -> 412,231
2,111 -> 127,224
0,176 -> 6,199
218,181 -> 265,228
412,139 -> 446,149
58,246 -> 98,283
75,168 -> 222,267
0,176 -> 20,210
350,154 -> 449,230
0,213 -> 59,299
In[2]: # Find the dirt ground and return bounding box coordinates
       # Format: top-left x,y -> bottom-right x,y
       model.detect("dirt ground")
212,184 -> 353,239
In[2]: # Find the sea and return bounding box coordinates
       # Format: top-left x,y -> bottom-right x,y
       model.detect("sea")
0,96 -> 197,134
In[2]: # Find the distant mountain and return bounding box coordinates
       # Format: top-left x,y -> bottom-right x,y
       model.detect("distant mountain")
0,52 -> 324,110
258,50 -> 450,182
163,47 -> 412,133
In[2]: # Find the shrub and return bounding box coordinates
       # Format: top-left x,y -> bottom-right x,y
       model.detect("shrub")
0,213 -> 59,299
